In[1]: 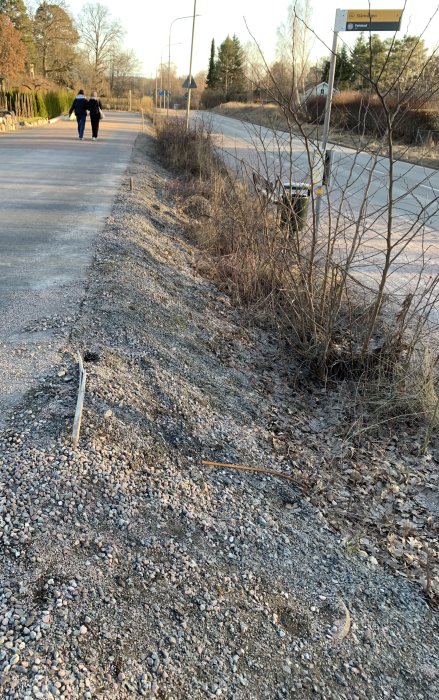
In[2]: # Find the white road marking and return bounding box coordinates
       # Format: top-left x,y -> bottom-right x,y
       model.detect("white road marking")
420,184 -> 439,193
365,167 -> 386,175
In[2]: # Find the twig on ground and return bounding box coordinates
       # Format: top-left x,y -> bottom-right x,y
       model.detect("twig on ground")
201,459 -> 299,485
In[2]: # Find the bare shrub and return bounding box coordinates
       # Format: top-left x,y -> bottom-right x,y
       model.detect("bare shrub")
157,91 -> 439,427
140,96 -> 154,118
156,118 -> 219,177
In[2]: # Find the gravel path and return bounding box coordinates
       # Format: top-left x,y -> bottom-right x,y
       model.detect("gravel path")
0,132 -> 438,700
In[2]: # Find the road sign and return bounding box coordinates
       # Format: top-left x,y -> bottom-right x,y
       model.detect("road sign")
182,76 -> 197,89
335,8 -> 403,32
315,7 -> 404,234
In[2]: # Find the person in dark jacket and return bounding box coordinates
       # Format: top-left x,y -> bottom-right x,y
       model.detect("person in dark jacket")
87,91 -> 103,140
68,89 -> 87,140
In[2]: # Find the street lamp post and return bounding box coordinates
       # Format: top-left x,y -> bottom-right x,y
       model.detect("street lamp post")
185,0 -> 198,130
167,13 -> 201,117
159,44 -> 181,113
153,69 -> 158,125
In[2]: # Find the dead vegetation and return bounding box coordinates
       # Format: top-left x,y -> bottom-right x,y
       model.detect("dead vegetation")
156,118 -> 439,423
155,116 -> 439,604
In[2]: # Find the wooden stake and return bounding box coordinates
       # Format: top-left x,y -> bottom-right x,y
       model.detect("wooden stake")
130,176 -> 134,191
72,352 -> 87,449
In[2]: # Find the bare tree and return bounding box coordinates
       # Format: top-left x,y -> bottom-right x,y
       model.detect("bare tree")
199,4 -> 439,431
108,47 -> 140,95
79,2 -> 124,90
243,40 -> 268,99
33,2 -> 79,84
276,0 -> 313,106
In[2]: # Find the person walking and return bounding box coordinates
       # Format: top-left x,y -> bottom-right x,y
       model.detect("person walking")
87,91 -> 103,140
68,89 -> 87,140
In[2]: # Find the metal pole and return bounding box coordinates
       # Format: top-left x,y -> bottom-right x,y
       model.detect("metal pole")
185,0 -> 197,130
168,15 -> 201,118
153,70 -> 158,126
165,43 -> 183,116
160,56 -> 163,111
168,25 -> 172,117
315,27 -> 338,234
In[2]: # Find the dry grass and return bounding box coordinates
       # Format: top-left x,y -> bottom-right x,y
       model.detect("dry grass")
156,117 -> 439,426
156,118 -> 219,177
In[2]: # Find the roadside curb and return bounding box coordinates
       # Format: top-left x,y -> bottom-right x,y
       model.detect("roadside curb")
16,114 -> 66,130
48,114 -> 66,124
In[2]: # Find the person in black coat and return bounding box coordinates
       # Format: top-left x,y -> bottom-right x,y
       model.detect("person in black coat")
88,91 -> 103,140
68,89 -> 87,140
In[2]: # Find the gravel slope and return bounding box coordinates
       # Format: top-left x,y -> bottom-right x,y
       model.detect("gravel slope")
0,132 -> 438,700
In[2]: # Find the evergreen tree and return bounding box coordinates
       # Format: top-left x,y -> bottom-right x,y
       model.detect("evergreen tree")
321,45 -> 355,89
381,35 -> 428,93
321,34 -> 431,95
231,34 -> 245,90
351,33 -> 387,87
216,34 -> 245,96
206,38 -> 217,89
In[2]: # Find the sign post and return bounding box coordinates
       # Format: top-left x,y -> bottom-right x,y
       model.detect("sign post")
315,8 -> 403,233
337,9 -> 403,32
185,0 -> 198,130
182,76 -> 197,90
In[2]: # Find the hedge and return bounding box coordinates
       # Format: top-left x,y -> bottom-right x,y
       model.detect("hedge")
305,92 -> 439,144
0,89 -> 71,119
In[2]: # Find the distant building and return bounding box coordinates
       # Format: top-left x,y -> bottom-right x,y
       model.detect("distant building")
302,82 -> 339,101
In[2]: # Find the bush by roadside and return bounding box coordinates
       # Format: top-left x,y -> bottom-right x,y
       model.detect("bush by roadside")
156,118 -> 220,177
156,118 -> 439,431
201,90 -> 249,109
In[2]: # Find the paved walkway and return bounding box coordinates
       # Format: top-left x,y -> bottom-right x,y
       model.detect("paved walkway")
0,112 -> 140,418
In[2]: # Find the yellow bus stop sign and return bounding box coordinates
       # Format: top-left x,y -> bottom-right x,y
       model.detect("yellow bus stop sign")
335,9 -> 403,32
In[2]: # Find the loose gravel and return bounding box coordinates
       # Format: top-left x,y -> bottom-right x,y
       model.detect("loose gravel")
0,131 -> 438,700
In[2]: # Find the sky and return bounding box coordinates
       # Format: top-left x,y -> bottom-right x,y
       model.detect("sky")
66,0 -> 439,78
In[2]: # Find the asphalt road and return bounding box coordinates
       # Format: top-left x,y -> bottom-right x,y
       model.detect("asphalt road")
196,111 -> 439,226
194,110 -> 439,295
0,111 -> 140,417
